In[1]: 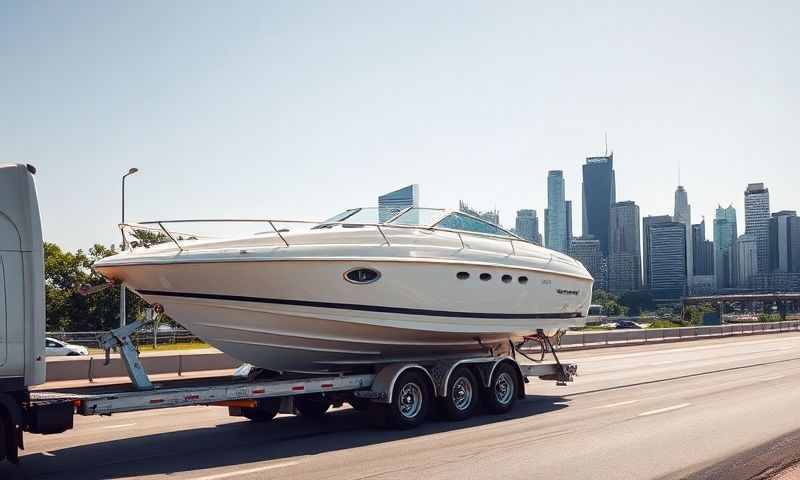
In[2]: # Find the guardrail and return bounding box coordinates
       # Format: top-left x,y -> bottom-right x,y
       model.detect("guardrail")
556,320 -> 800,350
47,329 -> 201,348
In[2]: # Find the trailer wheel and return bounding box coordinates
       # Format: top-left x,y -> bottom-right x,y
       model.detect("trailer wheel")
384,370 -> 432,429
441,366 -> 479,421
0,414 -> 17,463
294,395 -> 332,419
240,398 -> 281,422
484,362 -> 518,414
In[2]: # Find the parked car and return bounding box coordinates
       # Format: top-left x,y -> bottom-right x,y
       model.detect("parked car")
45,337 -> 89,356
615,320 -> 644,330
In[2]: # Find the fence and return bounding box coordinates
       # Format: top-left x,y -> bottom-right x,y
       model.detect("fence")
556,320 -> 800,350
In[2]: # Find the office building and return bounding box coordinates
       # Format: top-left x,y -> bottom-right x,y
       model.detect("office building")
569,236 -> 607,291
515,209 -> 542,245
744,183 -> 770,274
646,220 -> 687,296
674,185 -> 693,287
770,211 -> 800,273
546,170 -> 568,253
565,200 -> 573,243
608,201 -> 641,293
582,154 -> 616,256
643,215 -> 673,288
459,201 -> 500,226
378,184 -> 419,222
733,233 -> 758,288
714,205 -> 738,289
692,220 -> 714,276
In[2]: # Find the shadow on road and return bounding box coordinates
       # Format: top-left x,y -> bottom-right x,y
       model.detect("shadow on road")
0,394 -> 569,479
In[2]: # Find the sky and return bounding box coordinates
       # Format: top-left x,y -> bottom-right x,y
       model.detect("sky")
2,1 -> 798,252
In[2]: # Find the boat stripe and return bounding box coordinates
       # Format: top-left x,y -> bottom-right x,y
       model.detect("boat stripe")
137,289 -> 582,320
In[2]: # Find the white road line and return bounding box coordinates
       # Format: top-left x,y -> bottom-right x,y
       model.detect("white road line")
592,399 -> 640,409
648,360 -> 677,366
100,423 -> 137,430
194,461 -> 300,480
638,403 -> 691,417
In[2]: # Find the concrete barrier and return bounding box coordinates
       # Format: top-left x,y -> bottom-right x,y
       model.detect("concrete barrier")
45,351 -> 239,382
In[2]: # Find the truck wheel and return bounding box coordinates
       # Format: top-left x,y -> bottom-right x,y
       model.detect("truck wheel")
440,366 -> 479,421
0,415 -> 17,463
385,370 -> 431,429
484,362 -> 518,414
294,395 -> 332,419
240,398 -> 281,422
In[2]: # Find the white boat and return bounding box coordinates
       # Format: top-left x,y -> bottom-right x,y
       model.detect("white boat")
94,207 -> 593,373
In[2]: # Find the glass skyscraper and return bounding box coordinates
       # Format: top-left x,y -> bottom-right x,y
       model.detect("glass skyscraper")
769,211 -> 800,273
608,201 -> 641,293
545,170 -> 568,253
646,220 -> 687,297
515,209 -> 542,245
673,185 -> 693,287
714,205 -> 738,289
582,154 -> 616,256
642,215 -> 672,288
378,184 -> 419,222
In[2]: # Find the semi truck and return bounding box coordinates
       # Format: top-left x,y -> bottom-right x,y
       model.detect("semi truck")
0,163 -> 576,464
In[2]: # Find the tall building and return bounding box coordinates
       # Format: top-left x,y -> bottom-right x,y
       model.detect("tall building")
378,184 -> 419,222
459,201 -> 500,226
744,183 -> 770,274
582,154 -> 616,256
545,170 -> 568,253
643,215 -> 673,288
714,205 -> 738,289
569,236 -> 606,291
608,201 -> 641,293
646,221 -> 688,297
692,220 -> 714,276
515,209 -> 542,245
769,210 -> 800,273
565,200 -> 573,243
673,185 -> 693,288
733,233 -> 758,288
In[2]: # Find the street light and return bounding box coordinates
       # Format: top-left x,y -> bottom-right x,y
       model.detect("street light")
120,168 -> 139,327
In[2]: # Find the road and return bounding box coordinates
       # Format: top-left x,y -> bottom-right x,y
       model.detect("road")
4,332 -> 800,479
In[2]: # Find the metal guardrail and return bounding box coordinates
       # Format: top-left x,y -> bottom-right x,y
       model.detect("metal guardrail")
556,320 -> 800,349
47,329 -> 201,348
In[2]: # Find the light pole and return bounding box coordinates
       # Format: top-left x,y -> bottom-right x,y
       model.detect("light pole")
120,168 -> 139,327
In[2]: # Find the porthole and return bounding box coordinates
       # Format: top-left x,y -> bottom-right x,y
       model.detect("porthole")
457,272 -> 470,280
480,273 -> 491,281
501,274 -> 512,283
518,276 -> 528,284
344,268 -> 381,284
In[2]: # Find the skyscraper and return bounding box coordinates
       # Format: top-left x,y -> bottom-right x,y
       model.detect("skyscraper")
642,215 -> 673,288
565,200 -> 573,243
569,236 -> 606,291
744,183 -> 770,274
378,184 -> 419,222
515,209 -> 542,245
646,221 -> 688,297
546,170 -> 568,253
714,205 -> 738,289
733,233 -> 758,288
582,154 -> 616,256
769,211 -> 800,273
459,201 -> 500,226
673,185 -> 693,288
608,201 -> 641,293
692,220 -> 714,276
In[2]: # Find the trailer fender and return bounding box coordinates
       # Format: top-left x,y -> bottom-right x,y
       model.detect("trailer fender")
0,393 -> 23,427
370,364 -> 435,404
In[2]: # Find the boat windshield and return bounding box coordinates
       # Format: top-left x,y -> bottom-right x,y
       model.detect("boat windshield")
388,208 -> 517,239
386,208 -> 448,226
315,208 -> 384,228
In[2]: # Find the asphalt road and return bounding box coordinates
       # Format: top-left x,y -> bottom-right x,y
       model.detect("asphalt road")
5,332 -> 800,480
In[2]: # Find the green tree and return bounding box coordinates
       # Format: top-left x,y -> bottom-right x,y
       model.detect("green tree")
591,289 -> 628,316
619,290 -> 656,315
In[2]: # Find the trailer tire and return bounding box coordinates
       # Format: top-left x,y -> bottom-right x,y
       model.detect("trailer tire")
0,414 -> 17,464
294,395 -> 332,419
484,362 -> 518,414
384,370 -> 432,429
241,398 -> 281,422
440,366 -> 479,421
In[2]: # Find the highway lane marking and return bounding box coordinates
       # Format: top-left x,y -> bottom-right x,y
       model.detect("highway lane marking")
100,423 -> 137,429
638,403 -> 691,417
591,399 -> 640,409
194,461 -> 299,480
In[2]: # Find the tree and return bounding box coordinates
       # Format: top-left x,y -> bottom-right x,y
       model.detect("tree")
591,289 -> 628,316
619,290 -> 656,316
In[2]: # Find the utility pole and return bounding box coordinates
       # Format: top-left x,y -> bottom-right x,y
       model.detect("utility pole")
120,168 -> 139,327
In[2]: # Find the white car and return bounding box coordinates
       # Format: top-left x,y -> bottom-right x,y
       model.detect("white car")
45,337 -> 89,357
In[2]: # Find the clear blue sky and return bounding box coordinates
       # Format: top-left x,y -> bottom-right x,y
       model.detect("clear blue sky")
2,1 -> 797,251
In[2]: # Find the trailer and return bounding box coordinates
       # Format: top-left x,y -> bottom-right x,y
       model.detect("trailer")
0,163 -> 577,463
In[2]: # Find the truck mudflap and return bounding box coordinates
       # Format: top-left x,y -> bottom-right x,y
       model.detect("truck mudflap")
26,400 -> 74,434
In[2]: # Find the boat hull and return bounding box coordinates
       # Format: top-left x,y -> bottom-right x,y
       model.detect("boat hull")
97,258 -> 591,372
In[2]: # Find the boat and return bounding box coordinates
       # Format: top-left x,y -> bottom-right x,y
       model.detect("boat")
93,207 -> 593,373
